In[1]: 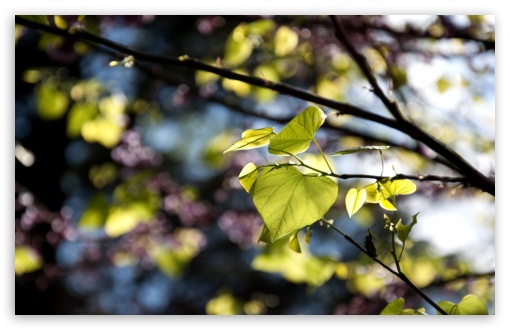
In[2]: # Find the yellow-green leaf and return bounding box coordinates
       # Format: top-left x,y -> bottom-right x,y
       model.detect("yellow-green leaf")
15,245 -> 43,276
268,106 -> 326,156
396,212 -> 419,244
224,127 -> 275,153
437,295 -> 488,315
379,199 -> 397,211
239,162 -> 258,193
384,179 -> 416,196
345,188 -> 366,218
252,166 -> 338,242
289,231 -> 301,253
36,83 -> 69,120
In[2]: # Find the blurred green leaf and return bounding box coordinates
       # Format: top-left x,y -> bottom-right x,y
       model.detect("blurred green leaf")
437,77 -> 451,93
289,231 -> 301,253
223,23 -> 253,68
66,102 -> 97,138
274,26 -> 299,57
269,106 -> 326,156
252,166 -> 338,241
78,192 -> 109,229
36,82 -> 69,120
381,298 -> 426,315
15,245 -> 43,276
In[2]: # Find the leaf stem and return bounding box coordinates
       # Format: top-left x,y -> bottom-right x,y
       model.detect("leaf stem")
313,139 -> 334,174
323,219 -> 448,315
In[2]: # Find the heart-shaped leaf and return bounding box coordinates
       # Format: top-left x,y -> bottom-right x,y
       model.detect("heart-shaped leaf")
437,295 -> 488,315
345,188 -> 367,218
252,166 -> 338,242
268,106 -> 326,156
224,127 -> 275,153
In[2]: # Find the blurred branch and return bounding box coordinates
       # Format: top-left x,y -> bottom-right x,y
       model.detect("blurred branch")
15,16 -> 494,196
329,16 -> 494,196
424,270 -> 495,290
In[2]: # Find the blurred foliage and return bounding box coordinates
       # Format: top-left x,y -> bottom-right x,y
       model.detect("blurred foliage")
15,15 -> 495,315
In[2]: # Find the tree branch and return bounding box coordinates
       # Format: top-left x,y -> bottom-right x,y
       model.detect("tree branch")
329,16 -> 494,196
16,16 -> 495,196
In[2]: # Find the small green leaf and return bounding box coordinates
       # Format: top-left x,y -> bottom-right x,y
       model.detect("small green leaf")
252,166 -> 338,242
238,163 -> 258,193
274,25 -> 299,57
332,146 -> 390,156
224,127 -> 275,153
381,298 -> 426,315
381,298 -> 405,315
289,232 -> 301,253
345,188 -> 366,218
384,179 -> 417,196
304,226 -> 312,244
438,295 -> 489,315
268,106 -> 326,156
396,213 -> 419,244
379,199 -> 397,211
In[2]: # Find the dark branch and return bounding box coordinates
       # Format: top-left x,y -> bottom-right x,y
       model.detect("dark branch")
16,16 -> 495,196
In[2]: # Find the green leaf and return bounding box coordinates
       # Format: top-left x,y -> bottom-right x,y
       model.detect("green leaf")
332,146 -> 390,156
438,295 -> 489,315
224,127 -> 275,153
289,231 -> 301,253
66,102 -> 97,138
268,106 -> 326,156
15,245 -> 43,275
379,199 -> 397,211
345,188 -> 366,217
396,213 -> 419,244
380,298 -> 405,315
238,162 -> 258,193
384,179 -> 417,196
252,166 -> 338,242
36,82 -> 69,120
274,26 -> 299,57
380,298 -> 426,315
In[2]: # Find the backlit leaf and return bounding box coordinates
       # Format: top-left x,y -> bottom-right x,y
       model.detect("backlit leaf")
224,127 -> 275,153
332,146 -> 390,156
396,213 -> 419,244
381,298 -> 426,315
345,188 -> 366,218
36,83 -> 69,120
252,166 -> 338,242
15,245 -> 43,276
269,106 -> 326,156
438,295 -> 488,315
238,162 -> 258,193
379,198 -> 397,211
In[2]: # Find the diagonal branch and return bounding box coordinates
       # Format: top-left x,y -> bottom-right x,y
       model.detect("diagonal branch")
329,16 -> 494,196
15,16 -> 494,196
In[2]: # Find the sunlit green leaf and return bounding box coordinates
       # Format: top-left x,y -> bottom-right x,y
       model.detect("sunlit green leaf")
206,290 -> 243,315
396,213 -> 419,244
379,198 -> 397,211
332,146 -> 390,156
438,295 -> 488,315
384,179 -> 417,196
274,26 -> 299,57
345,188 -> 366,218
269,106 -> 326,156
15,245 -> 43,276
224,127 -> 275,153
437,77 -> 451,93
248,19 -> 275,36
239,162 -> 258,193
252,166 -> 338,242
